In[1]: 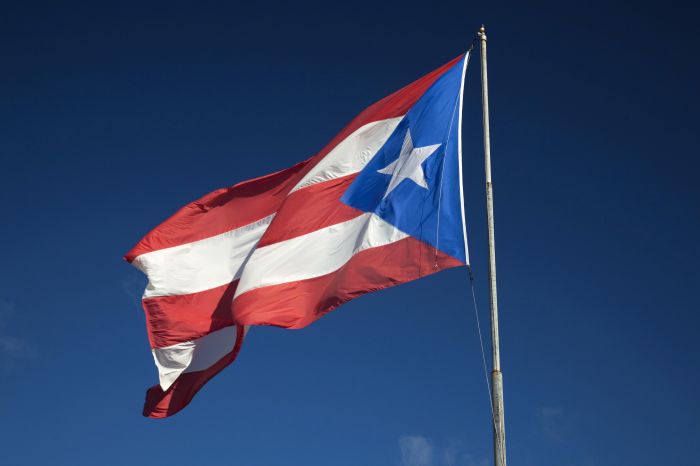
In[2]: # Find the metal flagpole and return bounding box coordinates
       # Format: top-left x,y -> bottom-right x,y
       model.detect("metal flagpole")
477,25 -> 507,466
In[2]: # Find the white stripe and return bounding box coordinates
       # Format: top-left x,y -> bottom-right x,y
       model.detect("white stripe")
290,116 -> 403,193
457,51 -> 471,265
134,214 -> 274,298
234,213 -> 409,298
151,325 -> 240,391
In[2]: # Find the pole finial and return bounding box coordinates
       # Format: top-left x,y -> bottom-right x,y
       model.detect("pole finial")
478,24 -> 487,41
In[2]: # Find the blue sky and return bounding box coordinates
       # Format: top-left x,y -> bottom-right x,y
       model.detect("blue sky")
1,1 -> 698,465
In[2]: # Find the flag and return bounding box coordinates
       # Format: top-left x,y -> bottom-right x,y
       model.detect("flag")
125,51 -> 471,418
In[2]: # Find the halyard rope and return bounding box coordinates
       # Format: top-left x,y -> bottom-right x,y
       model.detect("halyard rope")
468,264 -> 506,466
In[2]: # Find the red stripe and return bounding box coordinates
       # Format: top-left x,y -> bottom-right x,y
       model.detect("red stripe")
124,163 -> 307,262
287,54 -> 465,191
125,54 -> 462,261
143,325 -> 245,419
232,237 -> 464,329
257,175 -> 362,247
142,282 -> 239,349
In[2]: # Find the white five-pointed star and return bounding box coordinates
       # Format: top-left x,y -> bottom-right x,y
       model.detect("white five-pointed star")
377,128 -> 441,199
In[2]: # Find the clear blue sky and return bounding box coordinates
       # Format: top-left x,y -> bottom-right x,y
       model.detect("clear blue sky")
1,1 -> 698,465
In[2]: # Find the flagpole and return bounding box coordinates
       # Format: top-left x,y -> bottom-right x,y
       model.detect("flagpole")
477,25 -> 507,466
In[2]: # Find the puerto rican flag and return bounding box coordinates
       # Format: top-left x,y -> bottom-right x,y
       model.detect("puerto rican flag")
125,52 -> 471,418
